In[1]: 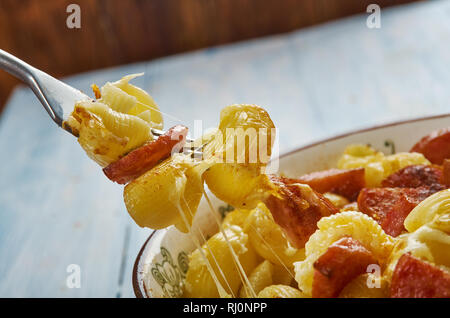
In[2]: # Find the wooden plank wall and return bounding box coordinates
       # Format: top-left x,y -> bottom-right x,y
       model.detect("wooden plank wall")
0,0 -> 420,109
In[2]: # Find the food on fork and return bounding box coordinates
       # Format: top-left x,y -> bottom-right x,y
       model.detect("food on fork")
103,125 -> 188,184
64,75 -> 450,298
65,74 -> 163,167
123,154 -> 205,232
202,104 -> 276,208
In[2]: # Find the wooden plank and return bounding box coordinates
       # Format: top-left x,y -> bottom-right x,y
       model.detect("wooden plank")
0,0 -> 421,109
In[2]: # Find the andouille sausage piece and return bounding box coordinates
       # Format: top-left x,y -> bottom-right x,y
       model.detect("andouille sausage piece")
103,125 -> 188,184
410,127 -> 450,165
312,237 -> 377,298
391,253 -> 450,298
263,175 -> 339,249
357,187 -> 439,237
381,164 -> 445,190
283,168 -> 365,201
444,159 -> 450,187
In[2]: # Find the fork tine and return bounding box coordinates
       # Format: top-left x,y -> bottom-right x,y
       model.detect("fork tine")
183,149 -> 203,157
151,128 -> 195,143
151,127 -> 205,157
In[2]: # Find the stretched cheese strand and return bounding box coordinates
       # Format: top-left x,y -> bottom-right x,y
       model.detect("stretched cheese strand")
247,222 -> 295,280
176,199 -> 232,298
203,190 -> 257,298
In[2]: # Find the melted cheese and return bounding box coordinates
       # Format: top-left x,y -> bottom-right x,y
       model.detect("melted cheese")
203,191 -> 257,298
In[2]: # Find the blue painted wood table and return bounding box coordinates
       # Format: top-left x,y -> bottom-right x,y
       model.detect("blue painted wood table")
0,0 -> 449,297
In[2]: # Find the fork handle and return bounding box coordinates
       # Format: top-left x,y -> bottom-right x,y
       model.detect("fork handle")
0,49 -> 62,123
0,49 -> 35,83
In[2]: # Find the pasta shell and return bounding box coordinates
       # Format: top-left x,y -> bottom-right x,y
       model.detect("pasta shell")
203,163 -> 267,208
113,74 -> 163,129
100,82 -> 137,114
69,75 -> 161,168
239,260 -> 274,298
74,106 -> 129,167
203,104 -> 276,208
77,101 -> 154,163
339,273 -> 389,298
257,285 -> 305,298
183,225 -> 260,297
222,208 -> 251,230
123,155 -> 203,232
404,189 -> 450,233
244,203 -> 305,267
337,144 -> 430,187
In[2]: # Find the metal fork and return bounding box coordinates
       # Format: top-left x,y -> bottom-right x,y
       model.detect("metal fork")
0,49 -> 91,136
0,49 -> 202,155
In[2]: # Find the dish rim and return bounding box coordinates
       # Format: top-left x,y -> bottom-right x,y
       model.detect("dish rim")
132,112 -> 450,298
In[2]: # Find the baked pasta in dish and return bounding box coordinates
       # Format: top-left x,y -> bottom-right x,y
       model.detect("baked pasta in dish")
65,75 -> 450,298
